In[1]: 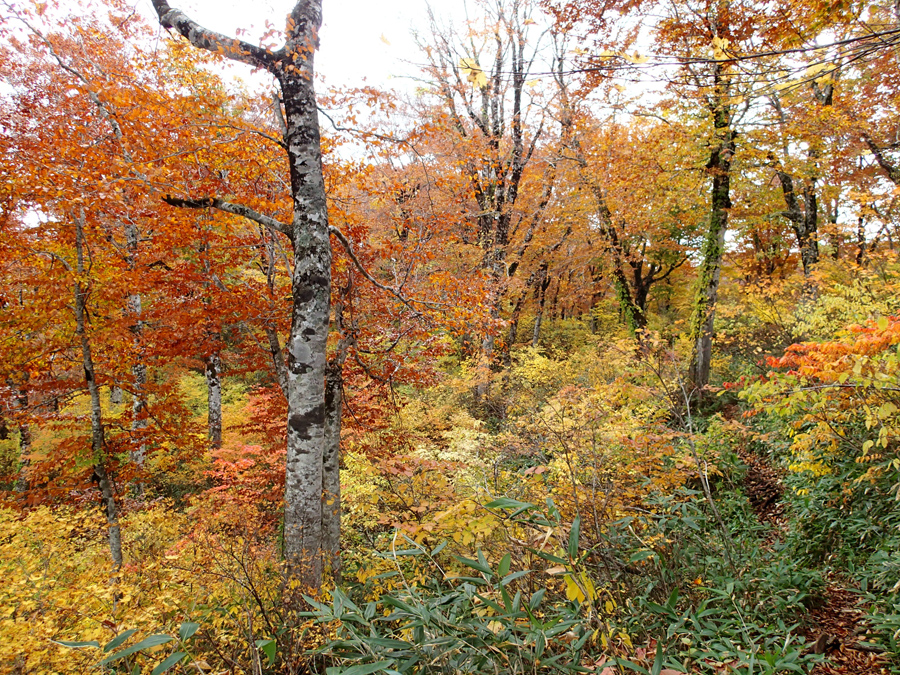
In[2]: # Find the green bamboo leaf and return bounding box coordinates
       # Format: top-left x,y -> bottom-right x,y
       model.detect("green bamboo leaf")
100,635 -> 175,665
498,553 -> 511,577
151,652 -> 187,675
178,622 -> 200,641
53,640 -> 101,649
256,638 -> 276,665
104,629 -> 138,653
338,659 -> 395,675
568,516 -> 581,560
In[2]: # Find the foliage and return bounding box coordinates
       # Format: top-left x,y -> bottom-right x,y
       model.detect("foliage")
2,0 -> 900,672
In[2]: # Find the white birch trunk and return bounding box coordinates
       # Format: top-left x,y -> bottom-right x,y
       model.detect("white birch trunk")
205,353 -> 222,449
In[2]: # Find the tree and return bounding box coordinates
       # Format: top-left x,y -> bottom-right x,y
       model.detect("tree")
148,0 -> 332,591
418,0 -> 558,383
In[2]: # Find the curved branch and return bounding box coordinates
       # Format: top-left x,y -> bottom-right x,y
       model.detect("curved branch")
328,226 -> 424,318
150,0 -> 275,72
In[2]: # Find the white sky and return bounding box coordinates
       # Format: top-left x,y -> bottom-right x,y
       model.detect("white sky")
159,0 -> 446,90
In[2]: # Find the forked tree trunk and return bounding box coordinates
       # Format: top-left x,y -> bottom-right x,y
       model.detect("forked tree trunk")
74,213 -> 123,570
152,0 -> 331,592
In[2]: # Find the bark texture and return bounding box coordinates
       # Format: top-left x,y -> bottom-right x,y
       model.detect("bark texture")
125,222 -> 148,474
13,387 -> 31,493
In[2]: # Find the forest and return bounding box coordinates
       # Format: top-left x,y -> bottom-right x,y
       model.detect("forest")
1,0 -> 899,672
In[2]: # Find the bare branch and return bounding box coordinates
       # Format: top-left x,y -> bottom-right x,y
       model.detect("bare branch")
328,226 -> 424,317
150,0 -> 274,71
162,196 -> 292,239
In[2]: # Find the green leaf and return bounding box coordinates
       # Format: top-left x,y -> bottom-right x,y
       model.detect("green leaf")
628,549 -> 656,563
256,638 -> 276,665
666,587 -> 680,609
104,629 -> 138,653
501,570 -> 531,586
498,553 -> 511,578
615,657 -> 650,674
533,550 -> 568,565
485,497 -> 532,511
530,588 -> 546,610
568,516 -> 581,560
53,640 -> 101,649
430,541 -> 448,557
337,659 -> 395,675
455,555 -> 492,576
100,635 -> 175,665
178,622 -> 200,641
151,652 -> 187,675
651,641 -> 663,675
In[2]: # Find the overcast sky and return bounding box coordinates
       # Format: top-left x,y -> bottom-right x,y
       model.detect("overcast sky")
157,0 -> 445,90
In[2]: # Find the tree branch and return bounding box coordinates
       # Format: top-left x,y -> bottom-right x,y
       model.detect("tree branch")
864,135 -> 900,185
150,0 -> 275,72
328,226 -> 424,318
162,196 -> 292,240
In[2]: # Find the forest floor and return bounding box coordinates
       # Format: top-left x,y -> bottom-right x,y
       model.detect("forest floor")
739,451 -> 891,675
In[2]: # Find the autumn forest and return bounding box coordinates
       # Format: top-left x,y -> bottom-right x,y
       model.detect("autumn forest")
1,0 -> 900,672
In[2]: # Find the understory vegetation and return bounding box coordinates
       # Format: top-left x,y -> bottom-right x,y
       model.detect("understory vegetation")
3,261 -> 900,674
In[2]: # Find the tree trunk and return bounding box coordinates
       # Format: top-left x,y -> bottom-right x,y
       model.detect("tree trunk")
323,287 -> 349,581
856,216 -> 867,266
125,220 -> 147,478
205,352 -> 222,449
532,264 -> 551,347
689,67 -> 733,391
13,388 -> 30,493
776,170 -> 819,277
798,185 -> 819,275
278,4 -> 331,593
74,213 -> 123,570
265,326 -> 290,397
554,65 -> 647,337
152,0 -> 331,592
323,360 -> 342,579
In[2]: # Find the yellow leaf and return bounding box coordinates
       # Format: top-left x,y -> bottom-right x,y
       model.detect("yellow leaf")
564,574 -> 586,602
622,51 -> 649,64
712,36 -> 731,60
459,58 -> 488,89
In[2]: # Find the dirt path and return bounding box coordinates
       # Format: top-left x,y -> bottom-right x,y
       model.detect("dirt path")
739,450 -> 890,675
